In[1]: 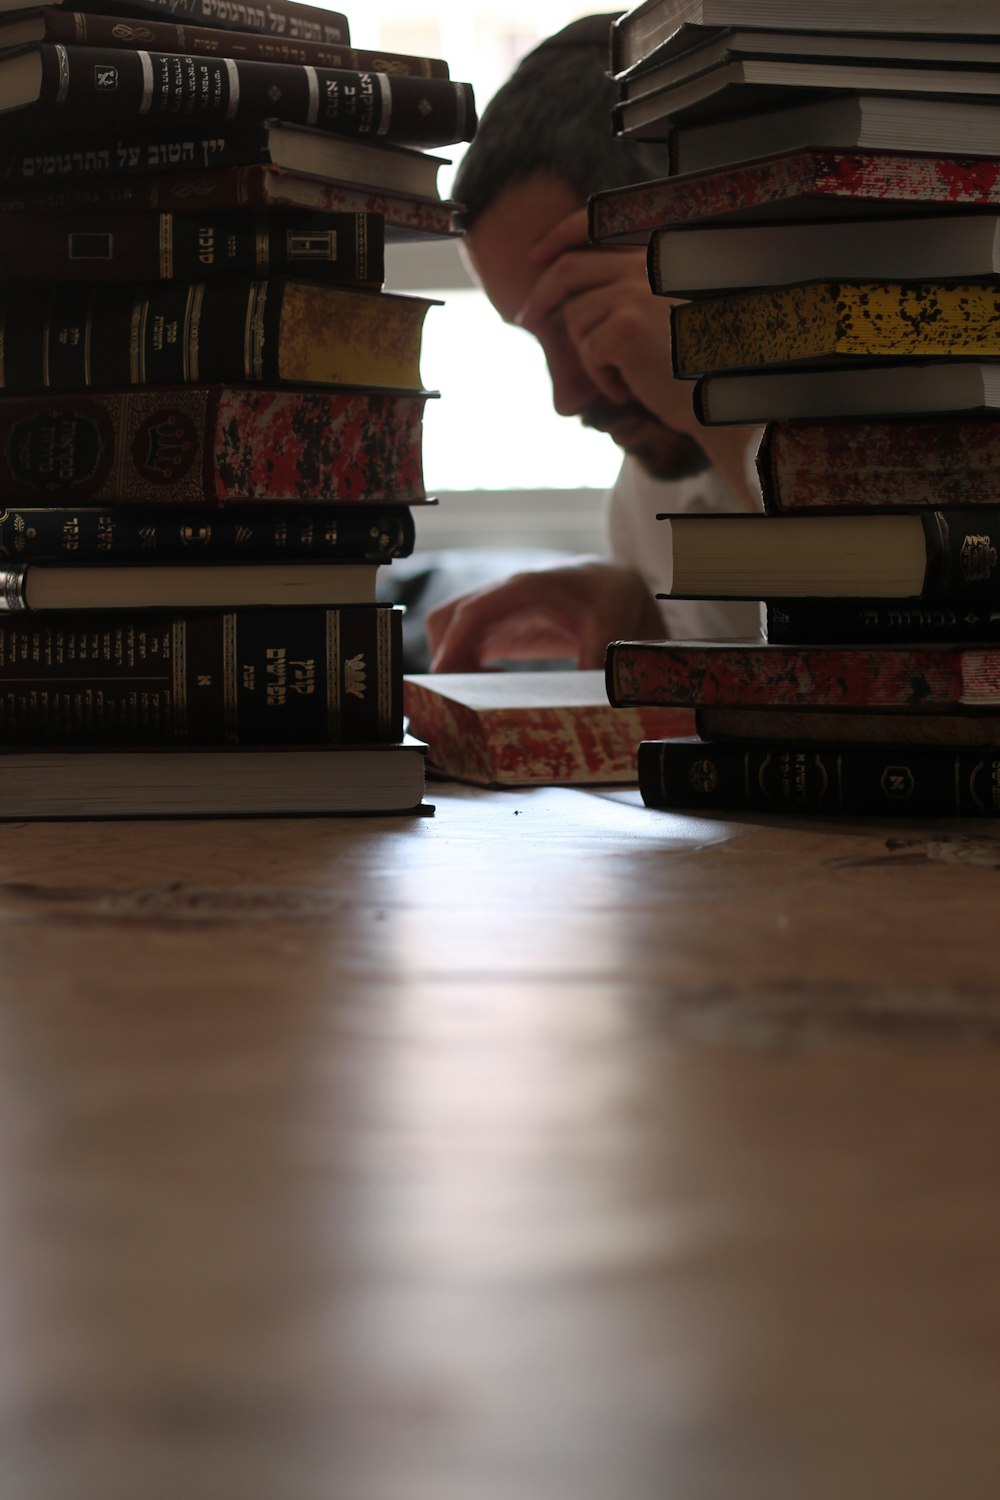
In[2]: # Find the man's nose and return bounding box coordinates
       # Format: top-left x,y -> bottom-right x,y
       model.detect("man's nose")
549,356 -> 599,418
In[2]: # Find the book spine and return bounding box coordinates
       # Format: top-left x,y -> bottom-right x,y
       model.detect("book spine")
0,504 -> 415,562
0,120 -> 283,186
765,600 -> 1000,645
37,45 -> 475,147
605,640 -> 1000,712
637,737 -> 1000,817
0,604 -> 402,746
47,12 -> 447,76
759,418 -> 1000,511
0,386 -> 428,504
0,209 -> 383,283
89,0 -> 350,44
0,280 -> 428,393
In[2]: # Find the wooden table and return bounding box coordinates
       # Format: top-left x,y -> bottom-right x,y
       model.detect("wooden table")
0,784 -> 997,1499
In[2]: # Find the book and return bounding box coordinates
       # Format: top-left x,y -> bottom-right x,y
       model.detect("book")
670,94 -> 1000,178
0,503 -> 416,563
0,559 -> 381,610
0,118 -> 449,198
0,166 -> 459,239
0,207 -> 384,283
0,604 -> 403,746
605,639 -> 1000,713
588,149 -> 1000,245
0,10 -> 447,78
696,704 -> 1000,746
0,386 -> 430,506
672,282 -> 1000,379
764,600 -> 1000,645
649,214 -> 1000,298
0,46 -> 477,150
617,56 -> 1000,139
0,738 -> 429,819
758,418 -> 1000,512
635,735 -> 1000,818
402,669 -> 695,787
655,510 -> 1000,604
611,0 -> 1000,77
15,0 -> 350,44
695,363 -> 1000,425
0,279 -> 435,393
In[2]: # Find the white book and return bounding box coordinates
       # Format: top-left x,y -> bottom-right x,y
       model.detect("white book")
694,362 -> 1000,424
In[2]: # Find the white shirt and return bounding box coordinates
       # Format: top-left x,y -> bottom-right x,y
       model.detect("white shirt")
606,454 -> 763,640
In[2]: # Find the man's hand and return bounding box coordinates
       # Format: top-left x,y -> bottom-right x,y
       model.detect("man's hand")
425,557 -> 665,673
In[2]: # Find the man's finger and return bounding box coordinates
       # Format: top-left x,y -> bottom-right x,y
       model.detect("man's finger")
527,207 -> 590,264
515,248 -> 645,332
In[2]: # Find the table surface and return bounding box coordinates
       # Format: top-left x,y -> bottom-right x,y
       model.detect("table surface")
0,783 -> 997,1500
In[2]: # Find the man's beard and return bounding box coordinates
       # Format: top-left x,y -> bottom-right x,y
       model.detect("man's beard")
581,398 -> 709,482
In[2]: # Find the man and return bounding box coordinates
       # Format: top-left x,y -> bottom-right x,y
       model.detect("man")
425,13 -> 763,673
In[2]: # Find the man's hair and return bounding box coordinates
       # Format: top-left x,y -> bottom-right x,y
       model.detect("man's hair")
453,13 -> 672,228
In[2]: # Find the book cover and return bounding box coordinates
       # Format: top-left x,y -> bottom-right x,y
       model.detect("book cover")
694,363 -> 1000,426
764,600 -> 1000,646
0,207 -> 384,283
403,669 -> 695,787
696,704 -> 1000,747
589,150 -> 1000,245
0,739 -> 429,819
0,604 -> 403,745
0,504 -> 416,564
4,45 -> 476,150
0,386 -> 429,505
0,279 -> 434,393
672,281 -> 1000,378
605,639 -> 1000,712
0,560 -> 382,611
636,735 -> 1000,817
0,167 -> 459,238
64,0 -> 350,44
25,10 -> 447,78
758,418 -> 1000,512
655,510 -> 1000,605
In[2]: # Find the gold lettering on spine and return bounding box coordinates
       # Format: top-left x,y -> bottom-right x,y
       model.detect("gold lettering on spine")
256,222 -> 269,272
356,216 -> 366,276
377,608 -> 391,730
223,58 -> 239,121
172,618 -> 188,734
326,609 -> 340,737
184,283 -> 204,381
245,282 -> 267,380
223,610 -> 238,740
130,288 -> 149,383
305,66 -> 319,124
54,44 -> 71,106
138,51 -> 154,112
159,213 -> 173,278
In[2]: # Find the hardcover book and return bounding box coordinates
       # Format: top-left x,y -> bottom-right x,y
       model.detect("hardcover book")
38,0 -> 351,44
0,207 -> 385,283
606,639 -> 1000,714
0,279 -> 435,393
672,281 -> 1000,378
0,738 -> 430,819
696,705 -> 1000,747
588,149 -> 1000,245
763,600 -> 1000,646
636,736 -> 1000,818
757,419 -> 1000,512
0,386 -> 430,506
655,509 -> 1000,605
694,363 -> 1000,426
611,0 -> 1000,77
649,214 -> 1000,299
402,669 -> 695,787
1,10 -> 448,78
0,45 -> 477,150
0,504 -> 417,563
0,559 -> 381,611
670,94 -> 1000,178
0,604 -> 404,745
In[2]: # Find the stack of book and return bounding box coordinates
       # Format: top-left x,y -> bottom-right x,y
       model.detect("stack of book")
0,0 -> 477,818
598,0 -> 1000,819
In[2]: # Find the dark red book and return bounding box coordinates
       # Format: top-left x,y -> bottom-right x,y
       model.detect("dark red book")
606,639 -> 1000,713
0,386 -> 430,505
1,45 -> 476,149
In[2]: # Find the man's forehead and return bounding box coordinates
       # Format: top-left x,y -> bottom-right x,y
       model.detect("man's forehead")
463,174 -> 582,323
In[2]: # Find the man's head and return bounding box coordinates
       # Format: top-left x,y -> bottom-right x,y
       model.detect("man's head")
454,14 -> 707,480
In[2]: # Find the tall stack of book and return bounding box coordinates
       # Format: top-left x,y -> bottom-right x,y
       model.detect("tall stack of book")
0,0 -> 477,817
596,0 -> 1000,820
